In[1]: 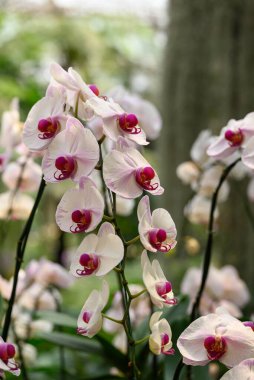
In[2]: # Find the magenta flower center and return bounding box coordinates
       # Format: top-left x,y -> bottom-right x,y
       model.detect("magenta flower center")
38,117 -> 60,140
0,343 -> 16,362
204,336 -> 227,361
135,166 -> 159,191
89,84 -> 100,96
148,228 -> 173,252
224,129 -> 243,147
117,113 -> 141,134
156,281 -> 177,305
70,209 -> 92,233
243,321 -> 254,331
82,311 -> 92,324
76,253 -> 100,276
54,155 -> 76,180
160,333 -> 175,355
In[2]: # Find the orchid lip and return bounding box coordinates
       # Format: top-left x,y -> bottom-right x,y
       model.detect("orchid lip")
70,209 -> 92,233
54,155 -> 76,180
148,228 -> 172,252
76,253 -> 100,276
204,335 -> 227,361
117,113 -> 141,135
38,117 -> 60,140
224,128 -> 244,147
135,167 -> 159,191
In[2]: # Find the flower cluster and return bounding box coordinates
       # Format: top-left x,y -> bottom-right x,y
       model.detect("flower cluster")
21,62 -> 177,368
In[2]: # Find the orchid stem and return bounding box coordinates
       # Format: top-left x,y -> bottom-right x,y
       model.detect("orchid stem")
2,176 -> 46,341
173,158 -> 240,380
101,313 -> 123,325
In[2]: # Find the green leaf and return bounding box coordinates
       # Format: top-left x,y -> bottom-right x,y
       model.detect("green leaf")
35,310 -> 77,328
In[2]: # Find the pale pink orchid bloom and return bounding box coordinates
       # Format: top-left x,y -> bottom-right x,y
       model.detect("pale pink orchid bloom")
198,165 -> 230,203
207,113 -> 254,159
49,63 -> 98,119
184,194 -> 219,225
70,222 -> 124,278
190,129 -> 213,167
25,258 -> 74,289
86,95 -> 148,145
242,136 -> 254,169
137,196 -> 177,253
0,152 -> 10,173
56,176 -> 104,234
141,251 -> 177,308
0,98 -> 23,150
220,358 -> 254,380
176,161 -> 200,187
77,280 -> 109,338
18,283 -> 61,311
23,94 -> 67,151
107,85 -> 162,140
149,311 -> 174,356
2,158 -> 41,192
103,147 -> 164,199
42,117 -> 99,183
0,337 -> 20,376
177,308 -> 254,367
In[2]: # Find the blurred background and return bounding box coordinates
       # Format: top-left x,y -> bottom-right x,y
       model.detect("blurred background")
0,0 -> 254,325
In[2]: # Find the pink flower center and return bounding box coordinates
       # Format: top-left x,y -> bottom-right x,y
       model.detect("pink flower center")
76,253 -> 100,276
70,209 -> 92,233
117,113 -> 141,134
204,336 -> 227,361
243,321 -> 254,331
82,311 -> 92,324
148,228 -> 172,252
89,84 -> 100,96
54,155 -> 76,180
135,167 -> 159,191
0,343 -> 16,362
156,281 -> 177,305
161,333 -> 175,355
38,117 -> 60,140
224,129 -> 243,147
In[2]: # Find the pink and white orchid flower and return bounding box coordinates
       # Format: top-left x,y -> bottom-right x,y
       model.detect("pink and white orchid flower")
207,113 -> 254,159
42,117 -> 99,183
0,337 -> 20,376
103,147 -> 164,199
141,251 -> 177,308
86,95 -> 148,145
77,280 -> 109,338
56,176 -> 104,234
49,63 -> 98,119
137,196 -> 177,253
23,94 -> 67,151
2,158 -> 41,192
220,358 -> 254,380
177,308 -> 254,367
149,311 -> 174,356
0,191 -> 34,220
70,222 -> 124,277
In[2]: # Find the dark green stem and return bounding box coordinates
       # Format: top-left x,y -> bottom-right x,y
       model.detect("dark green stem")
2,176 -> 46,341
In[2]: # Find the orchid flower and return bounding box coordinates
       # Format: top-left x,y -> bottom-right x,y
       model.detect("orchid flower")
49,63 -> 99,119
77,280 -> 109,338
220,358 -> 254,380
141,251 -> 177,308
70,222 -> 124,277
42,117 -> 99,183
0,191 -> 34,220
0,338 -> 20,376
103,146 -> 164,199
177,308 -> 254,367
56,176 -> 104,233
23,94 -> 67,151
207,113 -> 254,159
149,311 -> 174,356
137,196 -> 177,253
86,95 -> 148,145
